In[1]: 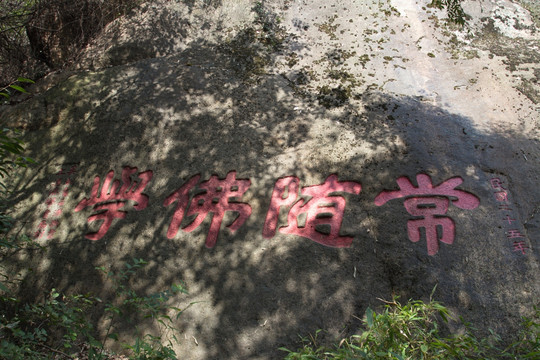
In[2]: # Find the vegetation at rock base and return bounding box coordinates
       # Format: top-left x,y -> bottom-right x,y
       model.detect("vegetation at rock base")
1,257 -> 190,359
281,294 -> 539,360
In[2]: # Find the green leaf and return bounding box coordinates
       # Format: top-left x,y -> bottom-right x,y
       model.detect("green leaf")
1,143 -> 24,154
172,283 -> 188,294
366,308 -> 374,328
17,77 -> 34,83
8,85 -> 28,94
0,92 -> 9,98
430,284 -> 438,299
89,338 -> 103,348
160,314 -> 172,322
22,157 -> 36,164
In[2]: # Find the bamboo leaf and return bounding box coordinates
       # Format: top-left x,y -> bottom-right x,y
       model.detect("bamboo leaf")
17,77 -> 34,83
9,84 -> 28,93
366,308 -> 374,328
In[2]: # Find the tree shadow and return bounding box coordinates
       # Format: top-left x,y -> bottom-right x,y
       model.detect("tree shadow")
1,1 -> 539,359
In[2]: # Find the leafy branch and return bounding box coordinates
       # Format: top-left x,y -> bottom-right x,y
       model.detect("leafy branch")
0,77 -> 34,103
429,0 -> 467,25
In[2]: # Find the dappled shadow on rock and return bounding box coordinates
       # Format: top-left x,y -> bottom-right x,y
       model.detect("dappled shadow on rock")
1,3 -> 539,360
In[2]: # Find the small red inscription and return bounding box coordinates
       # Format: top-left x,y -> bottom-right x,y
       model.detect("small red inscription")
512,240 -> 529,254
489,178 -> 506,190
502,215 -> 516,225
263,174 -> 361,247
164,171 -> 252,248
75,166 -> 152,240
493,191 -> 509,202
489,177 -> 529,255
506,229 -> 525,239
375,174 -> 479,255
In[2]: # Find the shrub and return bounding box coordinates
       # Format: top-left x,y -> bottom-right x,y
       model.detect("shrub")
0,258 -> 189,359
281,295 -> 539,359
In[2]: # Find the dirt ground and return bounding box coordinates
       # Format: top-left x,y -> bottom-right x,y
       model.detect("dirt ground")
1,1 -> 539,359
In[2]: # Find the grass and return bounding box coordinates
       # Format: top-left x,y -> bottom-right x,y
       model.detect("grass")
280,293 -> 539,360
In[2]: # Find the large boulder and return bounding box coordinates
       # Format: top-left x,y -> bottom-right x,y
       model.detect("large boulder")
1,1 -> 538,358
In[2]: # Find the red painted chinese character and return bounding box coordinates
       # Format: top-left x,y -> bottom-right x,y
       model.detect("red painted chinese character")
502,215 -> 516,225
506,229 -> 525,239
374,174 -> 479,255
49,179 -> 71,197
75,167 -> 153,240
489,178 -> 506,190
57,164 -> 78,176
34,220 -> 49,238
512,240 -> 528,254
34,220 -> 59,240
493,191 -> 508,202
62,179 -> 71,198
34,167 -> 76,241
67,164 -> 78,175
263,174 -> 361,247
49,179 -> 62,195
164,171 -> 251,248
47,220 -> 60,239
42,209 -> 51,219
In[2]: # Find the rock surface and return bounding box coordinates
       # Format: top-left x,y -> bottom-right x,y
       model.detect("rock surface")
1,1 -> 539,358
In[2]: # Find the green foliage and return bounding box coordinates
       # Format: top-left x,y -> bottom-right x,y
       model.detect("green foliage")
0,126 -> 35,194
429,0 -> 467,25
96,258 -> 190,359
1,77 -> 34,100
281,296 -> 540,360
123,334 -> 178,360
0,289 -> 98,360
0,78 -> 36,291
505,306 -> 540,358
0,78 -> 35,194
0,258 -> 189,359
